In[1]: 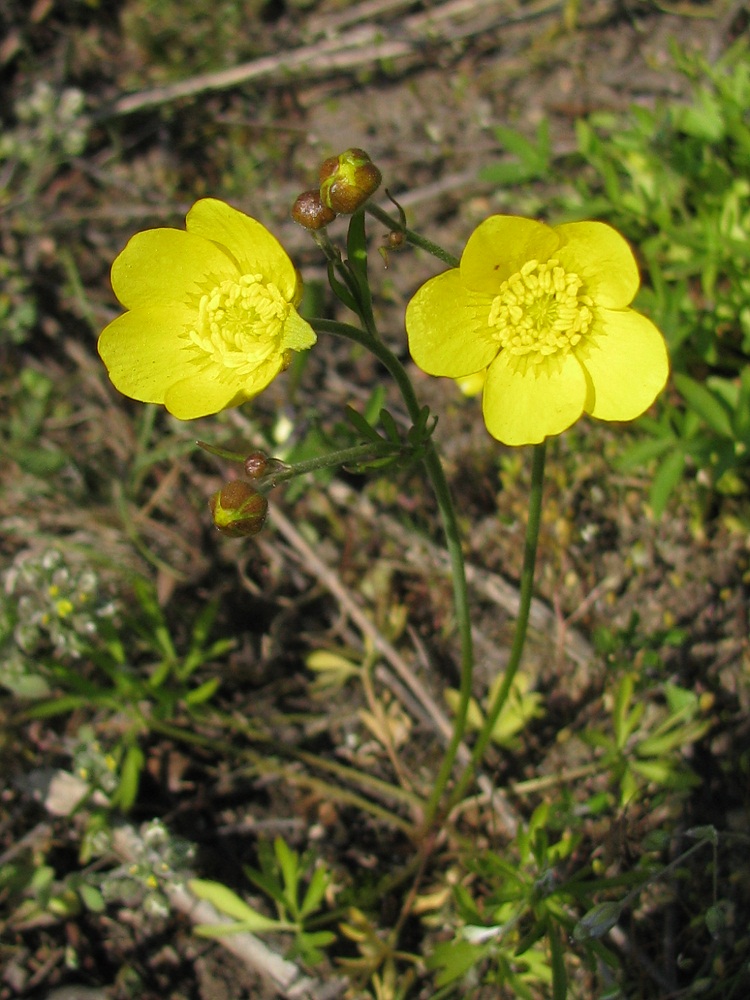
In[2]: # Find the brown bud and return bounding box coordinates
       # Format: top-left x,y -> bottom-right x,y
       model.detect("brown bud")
244,451 -> 269,479
318,155 -> 339,185
208,481 -> 268,538
319,148 -> 382,214
291,190 -> 337,231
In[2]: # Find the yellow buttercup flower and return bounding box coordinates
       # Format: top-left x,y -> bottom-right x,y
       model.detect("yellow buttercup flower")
406,216 -> 669,446
98,199 -> 316,419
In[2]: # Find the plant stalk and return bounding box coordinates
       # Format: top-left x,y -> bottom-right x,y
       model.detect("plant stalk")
448,440 -> 547,810
365,202 -> 460,268
311,318 -> 474,828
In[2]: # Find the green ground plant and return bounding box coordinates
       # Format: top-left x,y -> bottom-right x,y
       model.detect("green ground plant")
2,554 -> 231,811
192,837 -> 336,965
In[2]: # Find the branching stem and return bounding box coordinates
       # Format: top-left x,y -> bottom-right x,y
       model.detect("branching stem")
311,318 -> 474,827
365,202 -> 460,268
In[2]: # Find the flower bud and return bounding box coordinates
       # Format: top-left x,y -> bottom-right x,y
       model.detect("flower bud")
291,190 -> 337,230
243,451 -> 269,479
208,481 -> 268,537
319,148 -> 382,214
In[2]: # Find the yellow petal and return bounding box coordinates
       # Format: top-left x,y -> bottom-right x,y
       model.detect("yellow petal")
483,351 -> 587,445
406,269 -> 498,377
111,229 -> 237,310
164,378 -> 244,419
164,355 -> 285,419
97,305 -> 198,403
456,369 -> 486,397
554,222 -> 640,309
461,216 -> 560,292
580,307 -> 669,421
186,199 -> 299,302
281,308 -> 317,352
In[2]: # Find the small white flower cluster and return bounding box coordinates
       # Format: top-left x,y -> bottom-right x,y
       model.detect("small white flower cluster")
1,548 -> 117,697
0,80 -> 88,163
97,820 -> 196,919
70,725 -> 120,796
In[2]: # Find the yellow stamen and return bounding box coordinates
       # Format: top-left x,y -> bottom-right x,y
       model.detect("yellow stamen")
488,259 -> 593,373
187,273 -> 289,376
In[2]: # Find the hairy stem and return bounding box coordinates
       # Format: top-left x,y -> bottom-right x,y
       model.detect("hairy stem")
365,202 -> 460,268
448,441 -> 547,810
311,317 -> 474,827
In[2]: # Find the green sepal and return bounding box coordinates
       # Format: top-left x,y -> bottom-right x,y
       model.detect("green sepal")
327,261 -> 358,313
346,208 -> 374,326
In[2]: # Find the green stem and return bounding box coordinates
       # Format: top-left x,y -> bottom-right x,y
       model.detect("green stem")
365,202 -> 460,268
448,441 -> 547,811
313,222 -> 374,325
311,317 -> 474,828
255,440 -> 401,489
198,438 -> 397,475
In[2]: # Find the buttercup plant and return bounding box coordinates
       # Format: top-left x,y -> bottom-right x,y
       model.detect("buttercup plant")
98,148 -> 670,991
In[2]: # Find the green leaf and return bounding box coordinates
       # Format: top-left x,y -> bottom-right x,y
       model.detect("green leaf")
482,120 -> 552,184
116,744 -> 144,812
346,209 -> 374,326
327,261 -> 358,313
613,674 -> 641,747
637,719 -> 709,758
274,837 -> 301,911
573,901 -> 623,942
671,88 -> 725,142
79,883 -> 106,913
345,404 -> 383,443
185,677 -> 220,706
664,682 -> 699,714
299,866 -> 329,920
407,405 -> 437,450
427,938 -> 489,987
616,434 -> 675,472
24,694 -> 90,718
188,879 -> 282,931
673,373 -> 734,439
1,672 -> 52,700
630,758 -> 677,785
378,407 -> 401,444
346,209 -> 369,289
193,922 -> 268,938
363,384 -> 387,425
548,922 -> 567,1000
190,598 -> 219,651
649,449 -> 686,518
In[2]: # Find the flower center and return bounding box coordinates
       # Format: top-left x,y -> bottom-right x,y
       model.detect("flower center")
488,259 -> 593,372
187,273 -> 289,375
